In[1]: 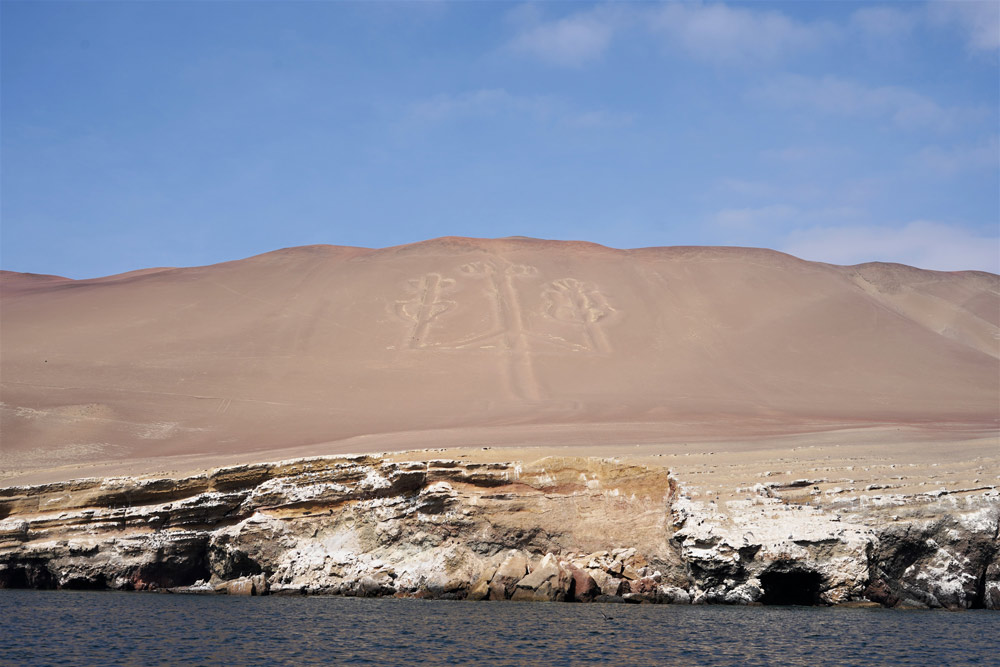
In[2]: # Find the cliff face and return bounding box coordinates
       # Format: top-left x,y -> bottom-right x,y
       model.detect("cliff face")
1,454 -> 996,608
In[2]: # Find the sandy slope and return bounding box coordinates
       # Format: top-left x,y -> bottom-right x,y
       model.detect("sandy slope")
1,237 -> 997,482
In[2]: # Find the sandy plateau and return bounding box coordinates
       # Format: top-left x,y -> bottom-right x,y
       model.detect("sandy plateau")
0,237 -> 997,607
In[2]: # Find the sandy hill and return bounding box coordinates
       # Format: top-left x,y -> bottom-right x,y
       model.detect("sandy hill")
1,237 -> 997,477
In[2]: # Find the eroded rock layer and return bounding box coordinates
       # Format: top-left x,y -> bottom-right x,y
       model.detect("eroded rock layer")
1,454 -> 997,609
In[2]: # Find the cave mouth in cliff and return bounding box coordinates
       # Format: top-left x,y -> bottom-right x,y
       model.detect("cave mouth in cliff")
759,570 -> 823,606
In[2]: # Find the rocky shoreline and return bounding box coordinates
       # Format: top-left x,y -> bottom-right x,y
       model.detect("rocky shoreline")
1,454 -> 997,609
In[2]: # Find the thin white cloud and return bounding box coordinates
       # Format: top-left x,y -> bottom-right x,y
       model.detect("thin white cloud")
719,179 -> 779,198
650,2 -> 834,64
918,135 -> 1000,174
782,221 -> 1000,273
927,0 -> 1000,52
411,89 -> 556,121
507,5 -> 623,66
410,88 -> 631,128
505,1 -> 998,69
713,203 -> 800,229
567,109 -> 635,128
850,5 -> 917,40
719,178 -> 828,203
507,2 -> 832,67
712,203 -> 865,231
750,74 -> 978,131
760,145 -> 854,163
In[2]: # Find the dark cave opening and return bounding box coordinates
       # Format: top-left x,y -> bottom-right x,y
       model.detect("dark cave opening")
61,574 -> 108,590
759,570 -> 824,606
0,562 -> 56,589
132,559 -> 211,589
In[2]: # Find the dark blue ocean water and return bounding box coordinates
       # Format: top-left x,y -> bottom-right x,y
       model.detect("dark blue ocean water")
1,591 -> 997,666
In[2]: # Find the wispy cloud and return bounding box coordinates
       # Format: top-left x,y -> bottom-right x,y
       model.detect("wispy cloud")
759,144 -> 854,163
650,2 -> 834,65
713,203 -> 800,229
711,203 -> 864,231
719,179 -> 781,198
718,178 -> 828,203
566,109 -> 635,128
506,2 -> 832,67
849,5 -> 917,40
918,135 -> 1000,174
927,0 -> 1000,52
411,88 -> 556,121
750,74 -> 980,131
505,1 -> 999,68
507,5 -> 624,66
409,88 -> 632,128
782,220 -> 1000,273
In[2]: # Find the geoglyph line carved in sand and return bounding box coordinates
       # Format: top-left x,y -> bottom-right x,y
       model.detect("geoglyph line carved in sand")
541,278 -> 615,354
392,260 -> 616,401
454,260 -> 542,400
394,273 -> 457,349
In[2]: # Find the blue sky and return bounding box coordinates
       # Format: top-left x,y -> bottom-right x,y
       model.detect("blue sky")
2,1 -> 998,278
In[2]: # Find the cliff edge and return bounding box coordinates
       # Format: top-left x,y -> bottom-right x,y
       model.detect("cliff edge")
2,452 -> 996,608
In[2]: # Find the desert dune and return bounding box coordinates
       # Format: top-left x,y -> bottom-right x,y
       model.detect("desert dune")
1,237 -> 997,483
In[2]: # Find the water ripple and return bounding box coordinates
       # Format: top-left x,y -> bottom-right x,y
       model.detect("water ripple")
0,591 -> 997,666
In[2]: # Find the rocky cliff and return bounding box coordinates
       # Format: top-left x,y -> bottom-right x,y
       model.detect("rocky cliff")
1,454 -> 997,609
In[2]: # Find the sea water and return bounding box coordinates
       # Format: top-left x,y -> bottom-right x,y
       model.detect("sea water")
1,590 -> 997,666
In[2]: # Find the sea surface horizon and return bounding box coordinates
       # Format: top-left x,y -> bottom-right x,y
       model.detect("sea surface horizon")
3,590 -> 997,666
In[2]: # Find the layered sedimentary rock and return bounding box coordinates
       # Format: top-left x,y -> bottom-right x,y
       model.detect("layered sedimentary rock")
1,454 -> 996,608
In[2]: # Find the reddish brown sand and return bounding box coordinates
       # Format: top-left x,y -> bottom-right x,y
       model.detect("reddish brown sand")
1,237 -> 997,485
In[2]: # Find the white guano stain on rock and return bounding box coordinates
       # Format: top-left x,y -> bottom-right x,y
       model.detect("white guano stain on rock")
0,453 -> 996,608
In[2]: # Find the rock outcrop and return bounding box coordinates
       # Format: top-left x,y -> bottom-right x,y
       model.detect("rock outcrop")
0,454 -> 997,608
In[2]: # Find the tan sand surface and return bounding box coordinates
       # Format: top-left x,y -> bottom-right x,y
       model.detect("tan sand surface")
1,237 -> 997,485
